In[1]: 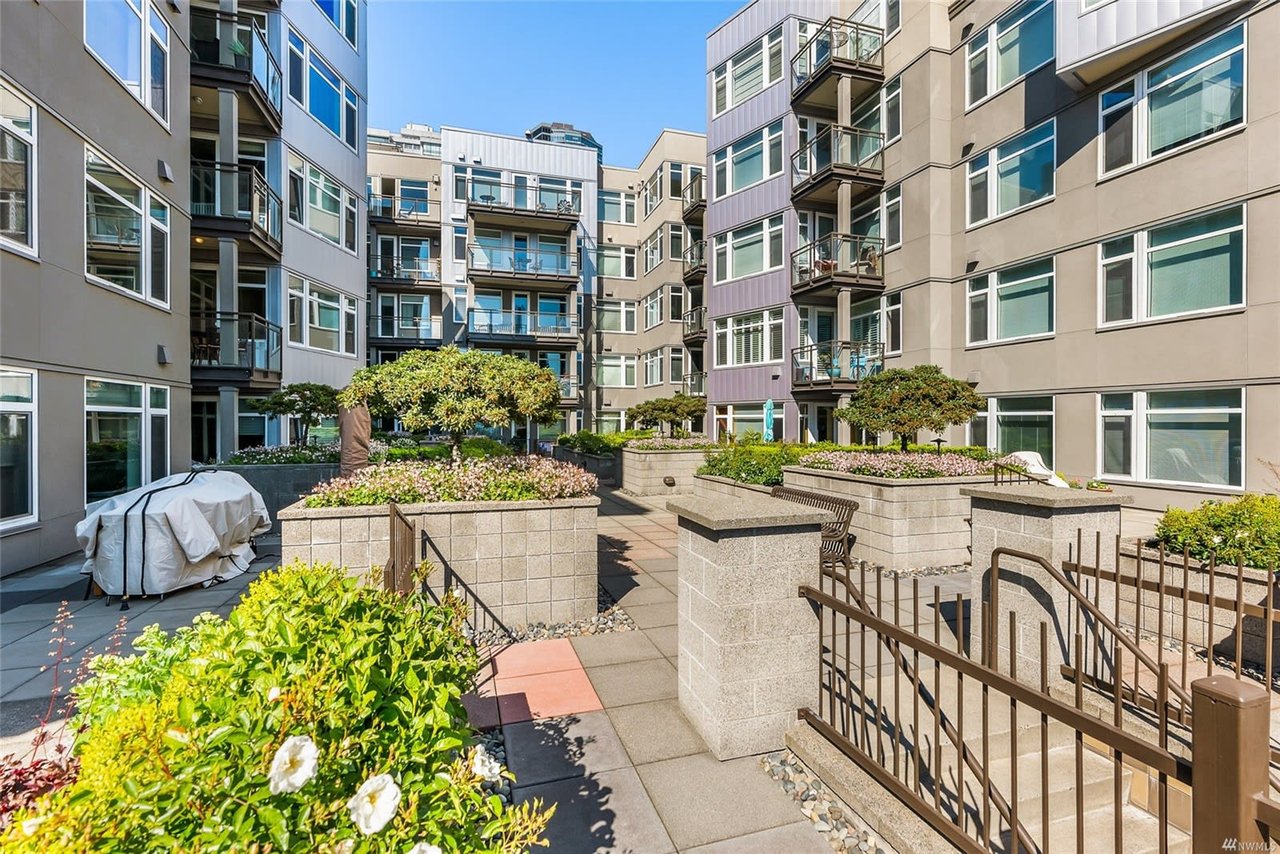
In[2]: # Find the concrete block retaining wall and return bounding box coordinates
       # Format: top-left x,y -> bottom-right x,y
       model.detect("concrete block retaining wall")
693,475 -> 772,500
278,497 -> 599,631
620,449 -> 707,496
213,464 -> 339,535
552,446 -> 619,484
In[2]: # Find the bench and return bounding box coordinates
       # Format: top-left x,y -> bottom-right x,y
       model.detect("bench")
769,486 -> 858,568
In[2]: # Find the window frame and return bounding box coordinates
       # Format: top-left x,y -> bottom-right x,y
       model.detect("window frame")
0,365 -> 38,529
641,167 -> 662,219
712,26 -> 784,117
883,184 -> 902,249
966,257 -> 1056,347
852,293 -> 903,355
712,307 -> 785,368
597,299 -> 637,334
712,120 -> 784,200
83,0 -> 170,128
596,354 -> 637,388
668,346 -> 685,384
287,274 -> 361,357
642,228 -> 664,274
83,145 -> 170,309
313,0 -> 358,49
82,376 -> 169,507
970,394 -> 1056,466
966,119 -> 1056,227
287,29 -> 360,152
0,78 -> 37,258
598,244 -> 637,280
712,213 -> 785,284
288,151 -> 360,254
642,288 -> 664,330
642,348 -> 665,387
965,0 -> 1055,110
599,189 -> 637,224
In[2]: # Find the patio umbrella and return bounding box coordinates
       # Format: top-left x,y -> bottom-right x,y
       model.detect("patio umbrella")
762,398 -> 775,442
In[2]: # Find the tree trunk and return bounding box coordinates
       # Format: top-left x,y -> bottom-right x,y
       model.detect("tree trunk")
450,430 -> 464,463
899,433 -> 909,452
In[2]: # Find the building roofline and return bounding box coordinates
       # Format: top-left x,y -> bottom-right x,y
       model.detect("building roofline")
707,0 -> 761,39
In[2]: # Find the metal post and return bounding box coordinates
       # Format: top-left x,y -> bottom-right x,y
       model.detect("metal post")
1191,675 -> 1269,851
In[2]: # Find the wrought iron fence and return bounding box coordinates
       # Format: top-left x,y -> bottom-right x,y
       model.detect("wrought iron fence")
382,502 -> 417,594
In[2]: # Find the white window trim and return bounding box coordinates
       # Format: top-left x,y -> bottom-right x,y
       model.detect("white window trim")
597,299 -> 637,334
597,354 -> 637,388
83,145 -> 170,310
312,0 -> 358,48
853,293 -> 903,355
287,275 -> 361,358
1096,204 -> 1246,330
643,349 -> 665,388
642,288 -> 664,331
288,150 -> 360,256
1096,24 -> 1246,179
712,26 -> 784,117
712,307 -> 786,368
712,120 -> 784,201
598,245 -> 636,280
642,229 -> 664,274
83,0 -> 170,129
712,213 -> 785,285
965,0 -> 1055,112
970,395 -> 1056,466
641,168 -> 662,220
0,366 -> 38,529
287,29 -> 359,153
966,257 -> 1056,347
883,76 -> 902,145
599,190 -> 637,224
1094,388 -> 1245,491
712,402 -> 783,442
0,78 -> 38,259
966,119 -> 1056,229
883,184 -> 902,250
82,377 -> 169,508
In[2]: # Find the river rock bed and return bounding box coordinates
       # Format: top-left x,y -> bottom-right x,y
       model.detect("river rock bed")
762,750 -> 896,853
468,585 -> 636,646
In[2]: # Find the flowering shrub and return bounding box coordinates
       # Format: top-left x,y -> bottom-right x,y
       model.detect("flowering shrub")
3,562 -> 552,852
225,443 -> 343,465
626,435 -> 716,451
305,456 -> 597,507
1156,493 -> 1280,568
797,451 -> 1010,479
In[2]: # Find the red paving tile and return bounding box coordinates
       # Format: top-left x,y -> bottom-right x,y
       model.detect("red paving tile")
492,638 -> 581,678
494,668 -> 602,723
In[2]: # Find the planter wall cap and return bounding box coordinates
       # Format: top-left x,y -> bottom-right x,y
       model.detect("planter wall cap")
694,474 -> 773,495
278,495 -> 601,519
783,466 -> 992,487
667,493 -> 834,531
960,484 -> 1134,508
621,448 -> 711,456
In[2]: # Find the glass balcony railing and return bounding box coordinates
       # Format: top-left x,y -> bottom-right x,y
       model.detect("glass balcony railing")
683,240 -> 707,276
682,371 -> 707,397
460,179 -> 582,216
467,309 -> 579,337
557,376 -> 580,399
791,125 -> 885,185
368,255 -> 440,282
467,244 -> 578,278
190,8 -> 283,116
792,16 -> 884,89
682,305 -> 707,338
791,340 -> 884,386
190,312 -> 282,374
370,314 -> 438,342
792,234 -> 884,288
681,173 -> 705,213
367,193 -> 437,221
191,161 -> 283,244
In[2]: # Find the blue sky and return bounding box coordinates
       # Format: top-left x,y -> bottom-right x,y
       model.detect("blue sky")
367,0 -> 742,167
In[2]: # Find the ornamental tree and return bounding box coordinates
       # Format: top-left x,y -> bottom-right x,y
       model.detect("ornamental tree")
627,394 -> 706,435
245,383 -> 339,445
835,364 -> 985,452
339,347 -> 561,456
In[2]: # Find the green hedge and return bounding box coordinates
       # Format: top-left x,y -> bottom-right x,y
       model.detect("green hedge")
381,437 -> 512,462
697,443 -> 998,486
1156,493 -> 1280,568
556,429 -> 654,456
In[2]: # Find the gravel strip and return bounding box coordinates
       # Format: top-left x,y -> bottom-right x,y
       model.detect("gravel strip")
881,564 -> 969,579
762,750 -> 896,853
477,729 -> 513,805
468,585 -> 637,646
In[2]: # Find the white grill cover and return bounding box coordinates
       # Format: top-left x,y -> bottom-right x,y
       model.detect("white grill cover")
76,470 -> 271,597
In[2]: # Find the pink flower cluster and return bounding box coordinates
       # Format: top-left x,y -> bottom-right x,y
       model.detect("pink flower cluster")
305,456 -> 597,507
798,451 -> 1010,479
626,436 -> 716,451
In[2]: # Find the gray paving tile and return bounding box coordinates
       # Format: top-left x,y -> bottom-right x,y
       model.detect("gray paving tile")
643,625 -> 677,658
648,570 -> 679,591
571,631 -> 664,668
0,667 -> 42,700
620,601 -> 676,629
605,699 -> 706,766
636,752 -> 802,850
504,711 -> 631,788
681,820 -> 831,853
0,596 -> 107,624
515,766 -> 674,854
585,658 -> 676,708
615,585 -> 677,608
635,557 -> 678,574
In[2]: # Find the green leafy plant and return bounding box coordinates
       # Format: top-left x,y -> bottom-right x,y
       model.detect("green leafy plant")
1086,479 -> 1112,491
698,444 -> 806,486
626,394 -> 706,435
245,383 -> 340,446
556,429 -> 654,456
304,457 -> 597,507
1156,493 -> 1280,568
381,438 -> 512,463
835,364 -> 986,452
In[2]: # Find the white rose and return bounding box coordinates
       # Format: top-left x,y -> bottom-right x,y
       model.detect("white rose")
268,735 -> 319,794
408,845 -> 443,854
471,746 -> 503,783
21,815 -> 46,836
347,773 -> 401,836
267,686 -> 282,702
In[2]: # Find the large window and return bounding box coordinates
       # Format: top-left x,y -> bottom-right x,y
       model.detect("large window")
596,411 -> 626,434
597,300 -> 636,333
1100,205 -> 1243,326
712,121 -> 783,198
287,30 -> 359,150
968,258 -> 1054,345
713,214 -> 785,283
314,0 -> 357,47
1100,389 -> 1242,487
1099,25 -> 1244,175
599,190 -> 636,224
598,245 -> 636,279
1,367 -> 37,527
288,275 -> 359,355
84,378 -> 168,505
641,168 -> 662,219
713,308 -> 785,367
970,396 -> 1054,466
1,80 -> 35,254
967,120 -> 1054,226
713,27 -> 783,116
884,184 -> 902,248
596,355 -> 636,388
713,403 -> 784,442
669,347 -> 685,384
642,288 -> 664,330
84,0 -> 169,124
966,0 -> 1053,107
852,293 -> 902,355
884,76 -> 902,143
643,228 -> 664,274
288,153 -> 358,251
85,146 -> 169,307
643,349 -> 664,387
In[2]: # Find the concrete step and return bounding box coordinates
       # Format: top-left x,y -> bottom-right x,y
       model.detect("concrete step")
982,745 -> 1124,825
1001,800 -> 1192,854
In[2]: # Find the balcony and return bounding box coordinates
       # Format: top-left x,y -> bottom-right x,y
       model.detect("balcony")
367,194 -> 440,229
190,312 -> 282,391
467,309 -> 579,345
368,255 -> 441,285
556,376 -> 581,405
368,314 -> 442,349
791,126 -> 884,207
791,16 -> 884,114
791,234 -> 885,297
462,179 -> 581,233
682,305 -> 707,344
682,371 -> 707,398
681,173 -> 706,224
189,8 -> 283,131
682,240 -> 707,284
466,244 -> 578,288
790,340 -> 884,393
191,161 -> 283,257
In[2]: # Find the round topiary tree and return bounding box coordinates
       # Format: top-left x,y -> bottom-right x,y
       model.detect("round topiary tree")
339,347 -> 562,457
835,364 -> 986,452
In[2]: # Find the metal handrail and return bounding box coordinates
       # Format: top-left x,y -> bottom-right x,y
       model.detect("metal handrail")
190,160 -> 282,242
369,314 -> 437,340
367,193 -> 437,221
791,125 -> 885,184
466,244 -> 578,277
992,462 -> 1047,486
791,233 -> 884,286
681,371 -> 706,396
683,240 -> 707,272
791,15 -> 884,88
791,340 -> 884,384
681,173 -> 705,211
190,311 -> 282,372
682,305 -> 707,337
557,377 -> 580,398
461,179 -> 582,215
367,255 -> 440,281
467,309 -> 578,336
189,7 -> 282,113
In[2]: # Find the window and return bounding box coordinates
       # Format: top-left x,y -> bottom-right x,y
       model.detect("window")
1,80 -> 35,254
970,395 -> 1054,465
884,185 -> 901,248
84,0 -> 169,124
713,403 -> 784,441
314,0 -> 357,47
967,120 -> 1054,226
713,214 -> 784,283
641,168 -> 662,218
668,223 -> 684,261
712,121 -> 784,198
85,146 -> 169,307
84,378 -> 168,504
968,258 -> 1054,344
452,287 -> 468,324
599,190 -> 636,224
643,228 -> 664,274
597,411 -> 626,434
1100,205 -> 1243,326
713,27 -> 783,115
288,152 -> 359,251
597,300 -> 636,333
1099,25 -> 1244,175
1099,389 -> 1242,487
966,0 -> 1053,107
598,245 -> 636,279
669,285 -> 685,322
642,288 -> 664,329
596,355 -> 636,388
668,162 -> 684,199
1,367 -> 37,527
287,30 -> 359,150
643,349 -> 665,387
669,347 -> 685,384
884,77 -> 902,142
288,275 -> 359,355
713,308 -> 785,367
852,293 -> 902,354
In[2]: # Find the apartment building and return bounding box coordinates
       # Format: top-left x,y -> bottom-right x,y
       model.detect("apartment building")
703,0 -> 1279,510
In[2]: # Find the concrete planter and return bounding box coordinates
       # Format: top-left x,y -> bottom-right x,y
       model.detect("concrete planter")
212,464 -> 339,535
278,496 -> 599,631
781,467 -> 991,571
620,448 -> 707,495
552,446 -> 619,484
693,474 -> 772,500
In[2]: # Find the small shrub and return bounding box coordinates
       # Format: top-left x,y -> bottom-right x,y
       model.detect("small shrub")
382,437 -> 512,463
626,435 -> 716,451
696,442 -> 1001,485
225,443 -> 342,465
1156,493 -> 1280,568
305,457 -> 597,507
557,429 -> 654,456
798,451 -> 1011,479
698,444 -> 805,486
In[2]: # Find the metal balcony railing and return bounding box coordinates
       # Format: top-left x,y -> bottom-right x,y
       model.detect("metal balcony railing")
367,193 -> 437,222
682,305 -> 707,338
460,179 -> 582,216
681,173 -> 705,213
791,125 -> 885,185
792,234 -> 884,288
86,213 -> 143,248
190,311 -> 282,373
467,244 -> 578,278
792,16 -> 884,89
791,340 -> 884,386
368,255 -> 440,282
369,314 -> 438,341
683,240 -> 707,275
467,309 -> 578,337
191,161 -> 283,244
189,8 -> 283,116
557,376 -> 580,398
682,371 -> 707,397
